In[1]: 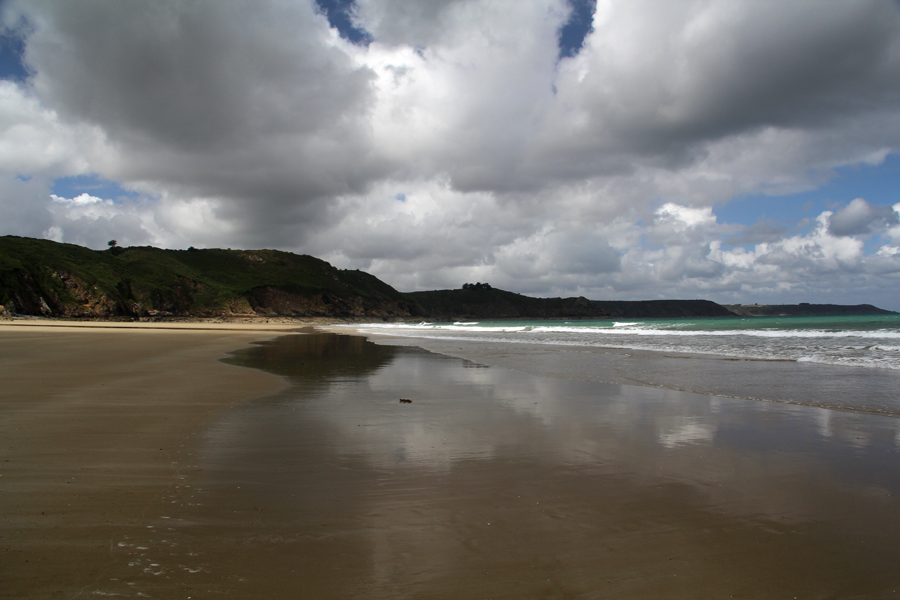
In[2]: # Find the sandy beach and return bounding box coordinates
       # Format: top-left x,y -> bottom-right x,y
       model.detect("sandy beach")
0,320 -> 297,599
3,321 -> 900,599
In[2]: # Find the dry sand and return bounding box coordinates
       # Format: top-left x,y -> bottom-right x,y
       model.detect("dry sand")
0,320 -> 298,599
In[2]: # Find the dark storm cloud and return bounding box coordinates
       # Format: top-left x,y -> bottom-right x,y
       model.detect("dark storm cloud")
28,2 -> 372,147
533,0 -> 900,185
13,0 -> 388,246
666,2 -> 900,134
14,0 -> 900,208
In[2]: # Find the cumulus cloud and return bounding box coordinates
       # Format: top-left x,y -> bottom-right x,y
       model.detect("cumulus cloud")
7,0 -> 385,248
45,192 -> 157,248
0,81 -> 92,176
0,173 -> 53,238
356,0 -> 479,48
2,0 -> 900,308
828,197 -> 900,236
726,221 -> 789,246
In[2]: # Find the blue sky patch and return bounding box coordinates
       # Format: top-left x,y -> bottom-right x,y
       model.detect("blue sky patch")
51,174 -> 141,202
0,25 -> 30,82
715,153 -> 900,236
314,0 -> 373,46
558,0 -> 596,59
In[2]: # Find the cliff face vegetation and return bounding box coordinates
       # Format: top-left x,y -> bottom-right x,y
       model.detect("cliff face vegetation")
405,289 -> 743,320
0,237 -> 617,320
0,236 -> 418,319
406,286 -> 612,320
0,237 -> 613,320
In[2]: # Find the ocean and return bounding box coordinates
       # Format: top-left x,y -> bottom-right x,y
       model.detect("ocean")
339,314 -> 900,415
347,314 -> 900,370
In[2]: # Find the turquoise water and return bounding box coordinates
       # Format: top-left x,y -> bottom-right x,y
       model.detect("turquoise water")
348,314 -> 900,370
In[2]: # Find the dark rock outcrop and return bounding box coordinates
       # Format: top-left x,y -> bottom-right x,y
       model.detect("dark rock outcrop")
592,299 -> 736,319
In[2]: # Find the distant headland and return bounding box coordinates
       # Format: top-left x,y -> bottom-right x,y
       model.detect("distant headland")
723,303 -> 895,317
1,236 -> 895,321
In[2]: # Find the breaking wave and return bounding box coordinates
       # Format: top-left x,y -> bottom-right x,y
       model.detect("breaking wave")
342,315 -> 900,370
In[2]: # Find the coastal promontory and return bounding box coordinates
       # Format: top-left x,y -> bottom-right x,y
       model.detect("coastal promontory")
2,236 -> 894,321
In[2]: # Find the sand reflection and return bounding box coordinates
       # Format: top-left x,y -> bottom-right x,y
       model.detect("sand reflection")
186,333 -> 900,598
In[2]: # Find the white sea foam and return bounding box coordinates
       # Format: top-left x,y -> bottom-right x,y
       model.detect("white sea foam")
360,322 -> 900,342
344,316 -> 900,370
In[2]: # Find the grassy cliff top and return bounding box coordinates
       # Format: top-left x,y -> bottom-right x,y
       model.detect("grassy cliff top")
0,235 -> 409,315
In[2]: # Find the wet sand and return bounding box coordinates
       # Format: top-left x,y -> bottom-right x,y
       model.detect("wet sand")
3,323 -> 900,598
341,329 -> 900,415
195,334 -> 900,599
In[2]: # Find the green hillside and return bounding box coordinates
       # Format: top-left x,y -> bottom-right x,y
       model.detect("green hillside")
407,284 -> 610,319
0,237 -> 614,320
6,236 -> 887,321
0,236 -> 417,318
591,299 -> 735,318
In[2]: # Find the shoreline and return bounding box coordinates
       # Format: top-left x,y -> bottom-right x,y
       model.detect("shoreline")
326,324 -> 900,418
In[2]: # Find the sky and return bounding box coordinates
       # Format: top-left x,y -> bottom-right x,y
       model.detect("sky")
2,0 -> 900,309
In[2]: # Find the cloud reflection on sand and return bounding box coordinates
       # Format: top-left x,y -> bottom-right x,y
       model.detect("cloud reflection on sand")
188,333 -> 900,598
214,334 -> 900,495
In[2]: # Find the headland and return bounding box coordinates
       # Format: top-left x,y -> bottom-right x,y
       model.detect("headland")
3,236 -> 894,322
